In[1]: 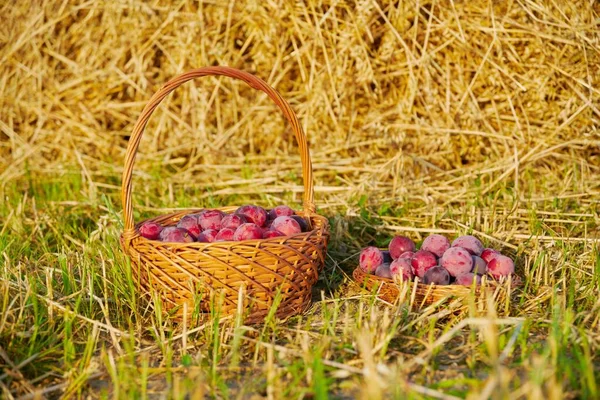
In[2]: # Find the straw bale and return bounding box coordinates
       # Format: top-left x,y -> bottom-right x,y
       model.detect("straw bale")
1,0 -> 598,207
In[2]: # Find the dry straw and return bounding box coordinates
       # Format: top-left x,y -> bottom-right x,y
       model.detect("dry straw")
120,67 -> 330,324
2,1 -> 598,210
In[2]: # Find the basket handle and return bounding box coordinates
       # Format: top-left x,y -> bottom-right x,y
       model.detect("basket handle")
121,66 -> 315,238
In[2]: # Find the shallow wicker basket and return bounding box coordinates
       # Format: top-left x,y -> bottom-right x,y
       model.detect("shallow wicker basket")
120,66 -> 330,324
352,255 -> 522,308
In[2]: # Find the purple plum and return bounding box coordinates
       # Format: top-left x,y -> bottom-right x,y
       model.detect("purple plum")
198,210 -> 224,231
233,223 -> 263,241
159,227 -> 194,243
399,251 -> 415,259
471,256 -> 487,275
268,205 -> 295,220
271,216 -> 301,236
215,228 -> 235,242
454,273 -> 482,286
359,247 -> 384,273
422,266 -> 450,285
236,205 -> 268,227
451,235 -> 484,256
197,229 -> 218,243
263,229 -> 284,239
291,215 -> 309,232
177,214 -> 202,239
487,255 -> 515,278
390,257 -> 414,281
220,214 -> 247,230
481,248 -> 501,264
410,250 -> 438,278
139,221 -> 163,240
421,234 -> 451,258
389,236 -> 416,260
375,263 -> 392,278
440,247 -> 473,277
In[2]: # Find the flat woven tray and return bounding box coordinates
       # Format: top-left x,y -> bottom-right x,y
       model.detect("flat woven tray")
352,266 -> 522,307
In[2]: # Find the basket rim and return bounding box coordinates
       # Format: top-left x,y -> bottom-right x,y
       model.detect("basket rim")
352,265 -> 523,291
124,207 -> 330,246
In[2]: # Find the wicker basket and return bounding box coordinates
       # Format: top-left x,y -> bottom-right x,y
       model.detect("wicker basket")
119,66 -> 330,324
352,257 -> 522,308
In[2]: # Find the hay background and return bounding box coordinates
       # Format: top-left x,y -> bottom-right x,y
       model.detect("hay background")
1,0 -> 599,215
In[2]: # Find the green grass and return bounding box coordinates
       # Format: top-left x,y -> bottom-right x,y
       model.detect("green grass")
0,169 -> 598,399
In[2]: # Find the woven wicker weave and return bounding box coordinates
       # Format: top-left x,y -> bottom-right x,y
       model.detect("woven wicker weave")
120,67 -> 329,324
353,265 -> 522,308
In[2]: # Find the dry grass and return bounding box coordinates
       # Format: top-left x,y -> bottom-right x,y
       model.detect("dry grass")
2,0 -> 599,205
1,0 -> 600,398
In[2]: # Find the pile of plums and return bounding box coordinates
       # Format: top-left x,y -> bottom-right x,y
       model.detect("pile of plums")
359,234 -> 515,286
137,205 -> 309,243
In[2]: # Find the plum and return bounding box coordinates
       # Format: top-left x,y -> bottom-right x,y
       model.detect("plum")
233,223 -> 263,241
359,247 -> 384,273
440,247 -> 473,277
139,221 -> 163,240
236,205 -> 268,227
471,256 -> 487,275
422,266 -> 450,285
451,235 -> 484,256
472,255 -> 487,274
197,229 -> 218,243
268,205 -> 295,220
399,251 -> 415,259
410,250 -> 438,278
215,228 -> 235,242
389,236 -> 416,260
390,257 -> 413,281
454,273 -> 482,286
177,214 -> 202,239
263,229 -> 284,239
487,255 -> 514,278
291,215 -> 309,232
159,227 -> 194,243
382,250 -> 393,264
271,216 -> 301,236
481,248 -> 501,263
220,214 -> 247,230
421,234 -> 451,257
198,210 -> 224,231
375,263 -> 392,278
